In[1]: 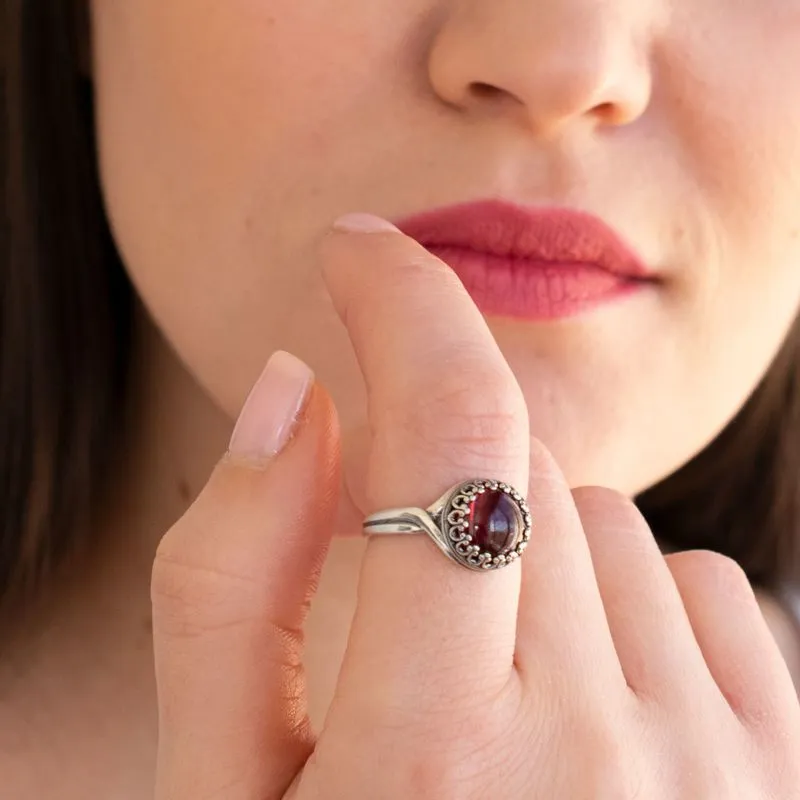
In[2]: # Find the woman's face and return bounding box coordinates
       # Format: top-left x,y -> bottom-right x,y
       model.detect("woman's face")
88,0 -> 800,506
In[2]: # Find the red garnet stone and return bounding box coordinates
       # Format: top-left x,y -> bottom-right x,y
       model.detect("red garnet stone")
468,490 -> 521,557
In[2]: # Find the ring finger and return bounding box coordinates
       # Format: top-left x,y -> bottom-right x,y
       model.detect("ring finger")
320,213 -> 529,723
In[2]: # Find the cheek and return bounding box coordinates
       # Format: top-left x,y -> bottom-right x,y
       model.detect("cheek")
88,0 -> 800,500
89,0 -> 384,414
667,1 -> 800,285
660,1 -> 800,415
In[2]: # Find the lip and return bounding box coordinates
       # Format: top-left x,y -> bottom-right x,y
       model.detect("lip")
394,199 -> 657,321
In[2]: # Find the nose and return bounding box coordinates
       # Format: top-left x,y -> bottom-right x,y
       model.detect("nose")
427,0 -> 654,139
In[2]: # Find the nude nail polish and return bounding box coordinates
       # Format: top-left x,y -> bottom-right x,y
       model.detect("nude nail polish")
228,351 -> 314,461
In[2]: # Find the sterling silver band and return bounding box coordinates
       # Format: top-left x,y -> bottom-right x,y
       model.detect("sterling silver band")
363,479 -> 532,572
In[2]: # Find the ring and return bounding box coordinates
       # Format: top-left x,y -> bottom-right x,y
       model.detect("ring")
362,479 -> 532,572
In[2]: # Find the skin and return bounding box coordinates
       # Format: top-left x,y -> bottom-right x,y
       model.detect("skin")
2,0 -> 800,796
90,0 -> 800,500
151,230 -> 800,797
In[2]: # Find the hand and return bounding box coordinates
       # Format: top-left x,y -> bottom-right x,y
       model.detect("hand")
151,214 -> 800,799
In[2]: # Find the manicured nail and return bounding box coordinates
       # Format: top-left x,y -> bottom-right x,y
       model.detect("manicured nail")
228,351 -> 314,461
332,213 -> 399,234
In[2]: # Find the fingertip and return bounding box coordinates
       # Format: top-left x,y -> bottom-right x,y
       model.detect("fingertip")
227,350 -> 315,465
331,212 -> 400,234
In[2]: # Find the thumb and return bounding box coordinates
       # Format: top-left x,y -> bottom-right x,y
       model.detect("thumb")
151,351 -> 340,800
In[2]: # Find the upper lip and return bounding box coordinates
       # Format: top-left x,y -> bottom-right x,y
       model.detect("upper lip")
394,199 -> 656,281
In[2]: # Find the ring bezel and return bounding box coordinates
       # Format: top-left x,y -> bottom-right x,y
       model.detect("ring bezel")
435,479 -> 532,571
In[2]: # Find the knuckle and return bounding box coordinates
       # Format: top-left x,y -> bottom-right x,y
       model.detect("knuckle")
676,756 -> 752,799
417,353 -> 524,420
570,720 -> 646,800
528,435 -> 566,479
388,721 -> 507,800
535,696 -> 648,799
349,688 -> 521,800
572,486 -> 654,553
403,749 -> 478,800
151,531 -> 273,642
669,549 -> 753,601
388,358 -> 527,458
572,485 -> 643,524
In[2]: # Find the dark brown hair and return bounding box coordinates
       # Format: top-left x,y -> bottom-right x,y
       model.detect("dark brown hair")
1,0 -> 798,612
2,0 -> 133,609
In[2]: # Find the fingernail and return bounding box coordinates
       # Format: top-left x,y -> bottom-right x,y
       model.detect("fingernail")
228,351 -> 314,461
332,213 -> 399,234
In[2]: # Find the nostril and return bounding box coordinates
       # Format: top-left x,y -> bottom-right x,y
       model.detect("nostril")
589,100 -> 628,127
467,81 -> 523,115
469,81 -> 505,100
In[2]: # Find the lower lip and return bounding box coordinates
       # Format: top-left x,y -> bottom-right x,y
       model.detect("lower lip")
425,245 -> 647,320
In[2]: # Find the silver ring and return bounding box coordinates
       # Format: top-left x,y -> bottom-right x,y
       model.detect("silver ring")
362,479 -> 532,572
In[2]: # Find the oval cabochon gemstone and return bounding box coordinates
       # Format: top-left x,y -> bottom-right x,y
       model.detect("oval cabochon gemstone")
467,490 -> 521,557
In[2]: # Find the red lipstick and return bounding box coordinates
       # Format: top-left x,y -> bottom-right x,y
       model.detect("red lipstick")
395,200 -> 656,320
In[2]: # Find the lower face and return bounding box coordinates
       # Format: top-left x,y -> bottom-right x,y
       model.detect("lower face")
88,0 -> 800,512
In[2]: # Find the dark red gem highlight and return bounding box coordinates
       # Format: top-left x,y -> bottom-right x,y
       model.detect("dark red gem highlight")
468,490 -> 520,557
